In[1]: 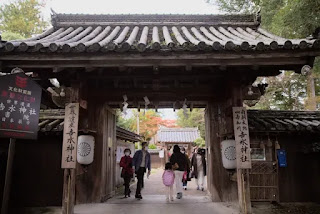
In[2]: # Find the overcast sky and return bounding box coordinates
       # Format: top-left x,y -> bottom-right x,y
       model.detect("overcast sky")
0,0 -> 219,120
44,0 -> 220,17
0,0 -> 220,19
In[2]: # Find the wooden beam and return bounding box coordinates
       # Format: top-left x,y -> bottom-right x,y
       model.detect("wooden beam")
113,79 -> 119,88
85,67 -> 96,72
2,57 -> 311,68
106,101 -> 209,109
119,66 -> 127,72
53,67 -> 64,73
133,78 -> 138,88
219,65 -> 227,71
186,65 -> 192,71
1,51 -> 319,61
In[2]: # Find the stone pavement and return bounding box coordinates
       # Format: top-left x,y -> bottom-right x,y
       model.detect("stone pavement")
74,169 -> 239,214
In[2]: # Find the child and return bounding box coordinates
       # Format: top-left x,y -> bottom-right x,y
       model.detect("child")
162,162 -> 175,202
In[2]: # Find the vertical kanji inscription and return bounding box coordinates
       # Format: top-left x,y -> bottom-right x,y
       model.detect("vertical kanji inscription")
61,103 -> 79,169
233,107 -> 252,169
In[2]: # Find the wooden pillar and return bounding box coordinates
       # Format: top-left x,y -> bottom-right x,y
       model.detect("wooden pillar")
1,138 -> 15,214
62,82 -> 80,214
206,79 -> 252,213
62,169 -> 76,214
232,84 -> 252,214
206,102 -> 238,202
187,143 -> 191,157
237,168 -> 251,214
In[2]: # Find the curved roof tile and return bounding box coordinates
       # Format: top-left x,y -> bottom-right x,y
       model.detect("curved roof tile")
1,14 -> 319,53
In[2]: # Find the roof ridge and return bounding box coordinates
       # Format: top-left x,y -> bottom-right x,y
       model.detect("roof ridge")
51,13 -> 260,28
159,127 -> 199,131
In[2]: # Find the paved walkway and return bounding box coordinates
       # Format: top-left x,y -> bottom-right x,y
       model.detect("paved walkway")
74,170 -> 239,214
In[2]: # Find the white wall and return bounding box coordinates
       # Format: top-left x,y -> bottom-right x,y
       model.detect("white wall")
115,139 -> 135,187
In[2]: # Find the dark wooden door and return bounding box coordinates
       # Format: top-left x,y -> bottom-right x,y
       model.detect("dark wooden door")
249,161 -> 279,202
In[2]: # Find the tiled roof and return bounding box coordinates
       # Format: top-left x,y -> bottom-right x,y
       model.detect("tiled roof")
38,109 -> 64,132
157,127 -> 200,143
38,109 -> 320,138
1,13 -> 319,53
38,109 -> 142,142
116,126 -> 142,142
248,110 -> 320,133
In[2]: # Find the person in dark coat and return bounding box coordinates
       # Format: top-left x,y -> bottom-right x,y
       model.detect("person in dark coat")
170,145 -> 187,199
181,147 -> 191,190
120,148 -> 134,198
191,148 -> 207,191
132,142 -> 151,200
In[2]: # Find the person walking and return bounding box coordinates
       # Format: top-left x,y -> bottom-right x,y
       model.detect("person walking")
191,148 -> 207,191
181,147 -> 191,190
162,162 -> 175,202
119,148 -> 134,198
132,141 -> 151,200
170,145 -> 187,199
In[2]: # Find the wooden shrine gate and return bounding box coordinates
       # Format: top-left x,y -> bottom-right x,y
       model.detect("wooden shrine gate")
1,12 -> 320,214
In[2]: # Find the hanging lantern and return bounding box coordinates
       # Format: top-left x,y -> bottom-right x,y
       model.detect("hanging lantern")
267,137 -> 273,147
275,140 -> 281,150
221,140 -> 237,169
77,135 -> 95,165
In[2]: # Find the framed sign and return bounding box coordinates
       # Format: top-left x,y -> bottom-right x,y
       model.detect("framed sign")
0,73 -> 42,140
61,103 -> 79,169
251,148 -> 266,161
159,149 -> 164,158
277,149 -> 287,167
233,107 -> 252,169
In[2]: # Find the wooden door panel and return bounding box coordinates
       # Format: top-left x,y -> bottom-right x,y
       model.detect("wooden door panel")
249,161 -> 279,202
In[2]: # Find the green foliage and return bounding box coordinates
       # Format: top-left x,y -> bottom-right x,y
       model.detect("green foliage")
194,137 -> 206,148
0,0 -> 48,39
116,109 -> 177,141
1,31 -> 25,40
148,144 -> 157,149
206,0 -> 258,13
116,109 -> 136,132
209,0 -> 320,38
176,108 -> 205,139
250,71 -> 306,110
267,0 -> 320,38
209,0 -> 320,110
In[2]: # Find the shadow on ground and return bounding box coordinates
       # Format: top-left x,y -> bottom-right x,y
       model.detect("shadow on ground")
252,202 -> 320,214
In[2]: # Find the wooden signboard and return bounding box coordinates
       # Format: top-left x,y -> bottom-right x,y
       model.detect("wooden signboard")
233,107 -> 252,169
61,103 -> 79,169
0,73 -> 42,140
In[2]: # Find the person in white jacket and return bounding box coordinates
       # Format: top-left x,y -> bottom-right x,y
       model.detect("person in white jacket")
191,148 -> 207,191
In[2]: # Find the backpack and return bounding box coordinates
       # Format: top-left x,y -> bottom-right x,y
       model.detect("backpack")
163,170 -> 175,186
